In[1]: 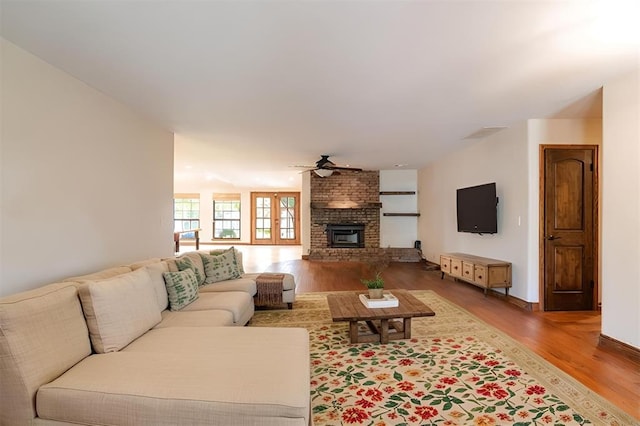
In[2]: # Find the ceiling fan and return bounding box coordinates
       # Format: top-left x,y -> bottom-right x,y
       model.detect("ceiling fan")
293,155 -> 363,177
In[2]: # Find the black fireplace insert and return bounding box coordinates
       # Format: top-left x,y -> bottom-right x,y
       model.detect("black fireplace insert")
326,223 -> 365,248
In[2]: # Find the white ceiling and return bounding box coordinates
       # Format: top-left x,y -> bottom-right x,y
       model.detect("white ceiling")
2,1 -> 639,189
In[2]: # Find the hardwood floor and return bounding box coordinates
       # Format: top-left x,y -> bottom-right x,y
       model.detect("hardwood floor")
261,258 -> 640,420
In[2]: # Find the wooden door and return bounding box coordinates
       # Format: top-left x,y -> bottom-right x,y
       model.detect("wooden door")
541,146 -> 597,311
251,192 -> 300,245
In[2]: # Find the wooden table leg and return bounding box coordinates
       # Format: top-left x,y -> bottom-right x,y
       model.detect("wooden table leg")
380,319 -> 389,344
403,317 -> 412,339
174,232 -> 180,253
349,321 -> 359,344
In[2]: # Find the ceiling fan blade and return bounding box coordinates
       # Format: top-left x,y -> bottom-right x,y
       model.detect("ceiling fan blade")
326,166 -> 362,171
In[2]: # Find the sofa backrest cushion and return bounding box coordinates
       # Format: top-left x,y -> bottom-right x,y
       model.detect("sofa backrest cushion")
127,257 -> 162,270
63,265 -> 133,283
178,252 -> 206,285
0,282 -> 91,425
176,256 -> 206,284
78,268 -> 161,353
142,261 -> 170,311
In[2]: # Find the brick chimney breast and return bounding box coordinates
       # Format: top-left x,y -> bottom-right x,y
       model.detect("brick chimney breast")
310,170 -> 380,260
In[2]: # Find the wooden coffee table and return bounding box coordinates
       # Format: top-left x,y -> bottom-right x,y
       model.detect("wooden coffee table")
326,290 -> 435,344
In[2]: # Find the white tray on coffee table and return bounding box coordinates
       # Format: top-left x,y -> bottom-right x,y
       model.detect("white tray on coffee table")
359,292 -> 399,308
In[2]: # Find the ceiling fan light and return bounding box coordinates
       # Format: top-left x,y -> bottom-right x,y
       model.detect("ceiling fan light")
314,169 -> 334,177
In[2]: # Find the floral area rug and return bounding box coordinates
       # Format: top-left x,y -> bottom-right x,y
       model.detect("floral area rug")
248,290 -> 635,426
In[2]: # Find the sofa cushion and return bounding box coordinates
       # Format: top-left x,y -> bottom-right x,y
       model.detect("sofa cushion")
0,283 -> 91,425
78,268 -> 162,353
181,291 -> 253,325
37,327 -> 310,426
201,248 -> 241,284
162,269 -> 199,311
179,252 -> 206,285
175,255 -> 205,285
154,309 -> 233,328
128,257 -> 163,270
142,261 -> 170,311
64,265 -> 132,282
199,276 -> 257,295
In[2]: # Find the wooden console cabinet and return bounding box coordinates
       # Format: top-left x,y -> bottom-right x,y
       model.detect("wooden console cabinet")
440,253 -> 512,296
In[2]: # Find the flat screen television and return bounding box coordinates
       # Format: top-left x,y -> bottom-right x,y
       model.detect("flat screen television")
456,182 -> 498,234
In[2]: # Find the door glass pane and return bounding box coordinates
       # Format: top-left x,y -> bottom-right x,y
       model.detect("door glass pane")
279,196 -> 296,240
255,197 -> 271,240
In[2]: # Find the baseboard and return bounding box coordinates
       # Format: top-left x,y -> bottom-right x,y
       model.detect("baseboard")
599,334 -> 640,363
302,254 -> 310,260
179,241 -> 252,246
488,289 -> 539,311
422,259 -> 441,271
504,293 -> 540,312
448,278 -> 539,312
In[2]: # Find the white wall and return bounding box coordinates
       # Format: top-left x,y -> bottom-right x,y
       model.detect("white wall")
418,123 -> 531,300
601,69 -> 640,348
380,169 -> 418,248
0,39 -> 174,296
301,172 -> 311,254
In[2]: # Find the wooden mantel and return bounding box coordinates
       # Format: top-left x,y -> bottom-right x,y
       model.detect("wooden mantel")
310,201 -> 382,209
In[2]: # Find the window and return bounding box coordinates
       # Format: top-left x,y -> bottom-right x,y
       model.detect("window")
213,193 -> 241,239
174,194 -> 200,238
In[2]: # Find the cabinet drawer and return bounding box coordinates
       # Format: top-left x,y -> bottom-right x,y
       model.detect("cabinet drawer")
474,265 -> 488,285
462,262 -> 474,280
450,259 -> 463,277
440,256 -> 452,274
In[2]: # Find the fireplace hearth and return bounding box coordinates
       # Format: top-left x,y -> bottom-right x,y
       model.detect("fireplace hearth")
326,223 -> 365,248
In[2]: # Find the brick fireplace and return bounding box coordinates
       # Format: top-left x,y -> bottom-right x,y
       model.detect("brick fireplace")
308,170 -> 423,262
309,170 -> 383,261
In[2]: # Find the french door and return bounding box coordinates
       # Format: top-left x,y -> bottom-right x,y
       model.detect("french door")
250,192 -> 300,245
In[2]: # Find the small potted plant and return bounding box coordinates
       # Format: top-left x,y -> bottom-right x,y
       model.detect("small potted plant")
361,254 -> 390,299
361,272 -> 385,299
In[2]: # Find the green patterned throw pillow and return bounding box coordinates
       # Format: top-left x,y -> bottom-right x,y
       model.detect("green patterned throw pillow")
162,269 -> 199,311
200,248 -> 241,284
175,256 -> 205,285
209,247 -> 244,275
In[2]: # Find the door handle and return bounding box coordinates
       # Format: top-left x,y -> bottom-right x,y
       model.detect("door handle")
547,235 -> 561,240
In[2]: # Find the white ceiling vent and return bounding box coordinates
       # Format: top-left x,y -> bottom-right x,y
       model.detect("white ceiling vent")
464,126 -> 508,139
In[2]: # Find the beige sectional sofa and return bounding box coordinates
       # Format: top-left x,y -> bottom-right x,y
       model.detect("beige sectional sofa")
0,250 -> 309,425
